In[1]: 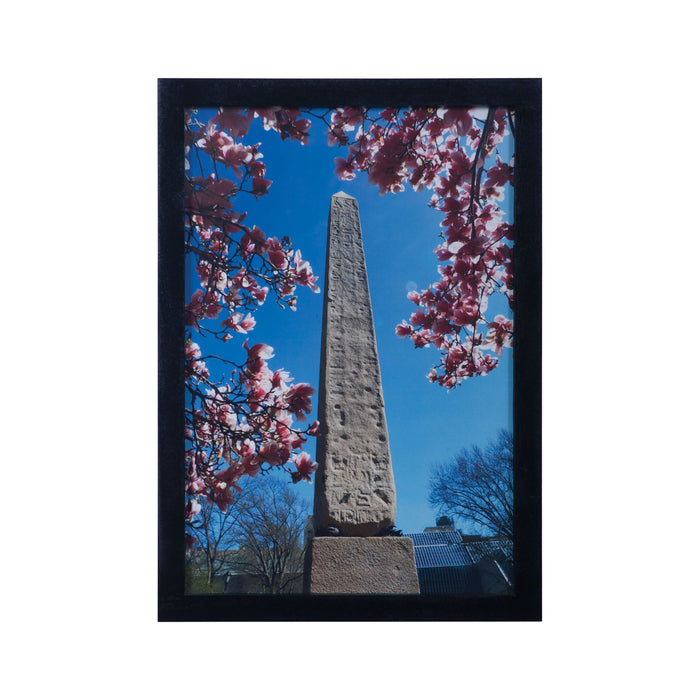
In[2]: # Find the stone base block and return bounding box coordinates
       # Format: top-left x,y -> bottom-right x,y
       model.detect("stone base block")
304,537 -> 420,594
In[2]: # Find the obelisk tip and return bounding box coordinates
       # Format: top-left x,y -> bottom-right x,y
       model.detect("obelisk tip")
332,190 -> 356,200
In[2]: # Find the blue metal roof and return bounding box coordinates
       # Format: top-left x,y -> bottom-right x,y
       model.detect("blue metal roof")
406,532 -> 513,569
413,543 -> 473,568
408,530 -> 463,547
465,540 -> 513,562
405,530 -> 513,594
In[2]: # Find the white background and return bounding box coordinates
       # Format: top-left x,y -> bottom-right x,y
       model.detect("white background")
3,2 -> 698,698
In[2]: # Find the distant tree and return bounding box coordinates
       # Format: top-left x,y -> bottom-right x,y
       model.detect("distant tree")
188,476 -> 310,594
187,500 -> 240,589
227,477 -> 310,594
435,515 -> 455,528
429,430 -> 513,538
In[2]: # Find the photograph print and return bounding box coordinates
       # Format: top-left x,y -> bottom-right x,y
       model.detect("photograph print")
159,79 -> 541,621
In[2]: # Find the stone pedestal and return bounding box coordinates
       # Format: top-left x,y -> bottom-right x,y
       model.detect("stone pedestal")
304,537 -> 420,595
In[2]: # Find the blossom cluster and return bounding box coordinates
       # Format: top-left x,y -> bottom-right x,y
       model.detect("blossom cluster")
324,106 -> 515,388
185,108 -> 318,340
185,337 -> 319,524
184,108 -> 319,536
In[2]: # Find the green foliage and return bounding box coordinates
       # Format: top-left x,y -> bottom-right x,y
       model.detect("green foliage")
184,562 -> 225,595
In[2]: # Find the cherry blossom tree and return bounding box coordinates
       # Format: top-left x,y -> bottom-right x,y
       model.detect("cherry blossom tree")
183,105 -> 514,551
184,108 -> 321,552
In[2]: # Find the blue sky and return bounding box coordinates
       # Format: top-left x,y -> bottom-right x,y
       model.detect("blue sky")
187,109 -> 514,534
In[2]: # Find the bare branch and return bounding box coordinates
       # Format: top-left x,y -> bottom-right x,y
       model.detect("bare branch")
429,431 -> 513,538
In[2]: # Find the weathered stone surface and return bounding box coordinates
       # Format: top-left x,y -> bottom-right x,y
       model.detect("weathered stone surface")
313,192 -> 396,536
304,537 -> 420,594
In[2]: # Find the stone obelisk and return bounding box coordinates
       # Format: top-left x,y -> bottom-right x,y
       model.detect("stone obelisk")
304,192 -> 419,594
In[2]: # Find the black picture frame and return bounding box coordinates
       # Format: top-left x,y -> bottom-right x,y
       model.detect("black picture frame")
159,78 -> 541,621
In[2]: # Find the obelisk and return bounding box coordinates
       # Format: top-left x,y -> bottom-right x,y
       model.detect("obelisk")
304,192 -> 419,594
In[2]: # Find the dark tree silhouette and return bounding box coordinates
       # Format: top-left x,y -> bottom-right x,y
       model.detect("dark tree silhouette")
429,430 -> 513,538
188,500 -> 240,588
187,476 -> 310,594
227,477 -> 310,594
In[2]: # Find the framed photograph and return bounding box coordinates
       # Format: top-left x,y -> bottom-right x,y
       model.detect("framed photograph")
159,78 -> 541,621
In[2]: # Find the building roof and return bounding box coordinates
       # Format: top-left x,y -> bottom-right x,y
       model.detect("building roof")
409,529 -> 463,547
405,530 -> 513,569
405,529 -> 514,595
414,543 -> 473,568
465,539 -> 513,563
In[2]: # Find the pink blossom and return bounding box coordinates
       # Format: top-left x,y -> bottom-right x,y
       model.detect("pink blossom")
266,237 -> 288,269
271,368 -> 292,391
439,108 -> 474,137
451,298 -> 481,327
293,251 -> 320,292
185,339 -> 201,361
185,498 -> 201,523
334,156 -> 356,181
209,480 -> 236,511
444,344 -> 468,374
285,382 -> 315,421
454,235 -> 490,257
292,451 -> 318,483
248,226 -> 266,247
290,434 -> 304,450
435,246 -> 453,262
196,123 -> 234,156
335,107 -> 364,128
483,314 -> 513,355
396,321 -> 412,338
485,157 -> 514,189
412,330 -> 432,348
222,312 -> 256,334
290,118 -> 312,145
185,289 -> 204,327
327,124 -> 348,147
221,142 -> 254,178
252,285 -> 269,304
220,405 -> 238,430
202,291 -> 223,319
476,203 -> 503,233
241,453 -> 261,477
215,462 -> 244,486
431,317 -> 453,336
259,440 -> 291,466
410,310 -> 426,326
251,177 -> 272,198
244,340 -> 274,364
236,438 -> 256,457
217,108 -> 254,137
466,126 -> 481,149
246,384 -> 268,409
254,107 -> 280,126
